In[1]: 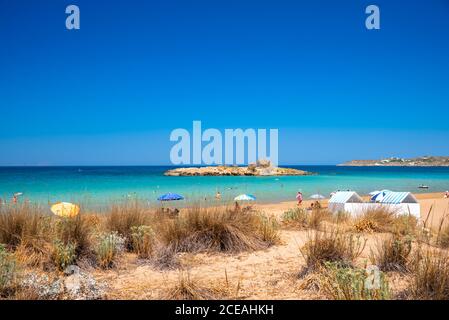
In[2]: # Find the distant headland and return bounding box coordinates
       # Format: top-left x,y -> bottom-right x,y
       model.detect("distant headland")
164,160 -> 313,176
339,156 -> 449,167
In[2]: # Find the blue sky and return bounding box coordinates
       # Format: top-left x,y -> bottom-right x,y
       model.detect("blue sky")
0,0 -> 448,165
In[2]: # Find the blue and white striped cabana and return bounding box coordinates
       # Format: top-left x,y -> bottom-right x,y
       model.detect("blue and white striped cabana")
328,191 -> 364,215
328,191 -> 421,219
378,192 -> 418,204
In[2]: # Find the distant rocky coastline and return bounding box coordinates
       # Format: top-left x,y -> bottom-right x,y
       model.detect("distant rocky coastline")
339,156 -> 449,167
164,160 -> 313,176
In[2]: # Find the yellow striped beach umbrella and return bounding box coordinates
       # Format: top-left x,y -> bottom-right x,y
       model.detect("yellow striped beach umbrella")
50,202 -> 80,218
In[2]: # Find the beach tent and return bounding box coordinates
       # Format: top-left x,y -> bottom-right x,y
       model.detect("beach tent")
376,192 -> 420,218
328,191 -> 364,215
329,191 -> 421,219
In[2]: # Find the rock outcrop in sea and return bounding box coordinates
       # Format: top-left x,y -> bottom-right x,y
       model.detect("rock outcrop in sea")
164,160 -> 312,176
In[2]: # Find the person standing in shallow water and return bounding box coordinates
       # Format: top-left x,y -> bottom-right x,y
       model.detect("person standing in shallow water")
296,191 -> 303,206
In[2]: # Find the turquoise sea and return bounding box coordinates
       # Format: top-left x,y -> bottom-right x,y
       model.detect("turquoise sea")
1,166 -> 449,208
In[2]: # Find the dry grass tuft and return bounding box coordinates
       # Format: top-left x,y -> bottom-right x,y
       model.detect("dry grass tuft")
300,229 -> 366,275
0,204 -> 49,249
308,208 -> 331,230
159,207 -> 278,255
105,202 -> 148,251
282,207 -> 330,230
164,272 -> 229,300
407,248 -> 449,300
437,224 -> 449,249
391,215 -> 418,237
353,207 -> 396,233
371,235 -> 412,272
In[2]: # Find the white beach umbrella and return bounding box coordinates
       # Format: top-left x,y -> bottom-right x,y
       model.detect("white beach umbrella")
234,194 -> 256,201
310,194 -> 325,200
369,190 -> 381,196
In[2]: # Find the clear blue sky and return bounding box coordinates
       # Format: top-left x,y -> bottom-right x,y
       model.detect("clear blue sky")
1,0 -> 448,165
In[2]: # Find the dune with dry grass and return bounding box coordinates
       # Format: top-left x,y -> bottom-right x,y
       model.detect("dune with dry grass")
1,197 -> 449,300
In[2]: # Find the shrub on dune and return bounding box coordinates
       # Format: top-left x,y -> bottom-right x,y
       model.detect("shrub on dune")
0,204 -> 48,249
282,207 -> 330,230
105,202 -> 147,251
51,240 -> 76,271
308,208 -> 331,230
131,225 -> 155,259
282,208 -> 308,228
408,248 -> 449,300
354,207 -> 396,233
159,207 -> 278,254
94,231 -> 125,269
391,214 -> 418,237
371,235 -> 412,272
300,229 -> 365,275
54,214 -> 91,257
319,262 -> 391,300
0,244 -> 19,297
164,272 -> 227,300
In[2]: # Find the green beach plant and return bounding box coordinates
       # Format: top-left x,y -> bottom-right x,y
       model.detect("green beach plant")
0,244 -> 19,296
282,207 -> 308,227
51,240 -> 76,271
371,235 -> 412,272
257,214 -> 280,245
300,229 -> 366,275
320,262 -> 391,300
94,231 -> 125,269
54,214 -> 91,256
106,202 -> 147,251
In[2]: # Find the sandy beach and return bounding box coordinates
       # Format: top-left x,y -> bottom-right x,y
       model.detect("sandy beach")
89,192 -> 449,300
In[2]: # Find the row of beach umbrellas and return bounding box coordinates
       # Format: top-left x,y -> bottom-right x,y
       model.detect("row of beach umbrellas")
24,189 -> 391,219
46,193 -> 257,218
157,192 -> 257,202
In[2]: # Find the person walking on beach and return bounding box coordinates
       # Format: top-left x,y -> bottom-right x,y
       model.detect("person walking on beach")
296,191 -> 303,206
12,194 -> 17,204
215,191 -> 221,200
445,191 -> 449,198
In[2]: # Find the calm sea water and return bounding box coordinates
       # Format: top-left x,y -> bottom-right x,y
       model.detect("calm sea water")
1,166 -> 449,208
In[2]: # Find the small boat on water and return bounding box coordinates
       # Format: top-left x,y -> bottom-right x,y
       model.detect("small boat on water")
418,184 -> 429,189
